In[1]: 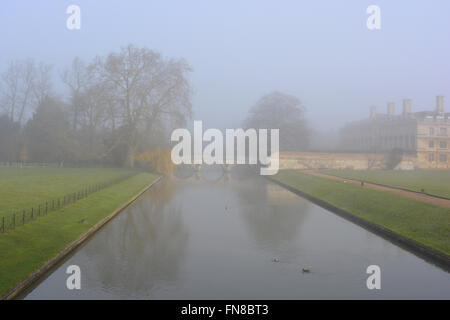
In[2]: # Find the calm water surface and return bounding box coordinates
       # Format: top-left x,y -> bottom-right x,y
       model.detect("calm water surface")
23,168 -> 450,299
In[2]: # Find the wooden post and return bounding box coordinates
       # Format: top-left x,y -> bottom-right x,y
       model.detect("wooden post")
2,216 -> 4,233
31,207 -> 34,219
38,205 -> 40,217
13,213 -> 15,229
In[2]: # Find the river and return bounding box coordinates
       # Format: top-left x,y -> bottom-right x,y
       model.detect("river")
22,166 -> 450,299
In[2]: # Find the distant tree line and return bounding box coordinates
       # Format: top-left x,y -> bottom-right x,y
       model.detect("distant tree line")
0,44 -> 192,167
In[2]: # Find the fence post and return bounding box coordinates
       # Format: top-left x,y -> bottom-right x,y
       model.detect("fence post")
31,207 -> 34,219
38,205 -> 40,217
23,211 -> 25,225
2,216 -> 4,233
13,213 -> 15,229
46,202 -> 48,214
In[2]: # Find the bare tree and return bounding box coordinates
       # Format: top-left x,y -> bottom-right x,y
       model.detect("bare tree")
0,61 -> 20,121
61,57 -> 88,130
17,60 -> 35,124
79,82 -> 109,154
0,45 -> 192,166
0,59 -> 53,124
91,44 -> 192,167
34,62 -> 53,106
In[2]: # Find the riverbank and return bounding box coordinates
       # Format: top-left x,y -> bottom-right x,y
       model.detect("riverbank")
303,170 -> 450,209
271,170 -> 450,268
322,169 -> 450,199
0,172 -> 159,298
0,167 -> 138,222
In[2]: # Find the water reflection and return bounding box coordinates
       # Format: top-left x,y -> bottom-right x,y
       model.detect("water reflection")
24,166 -> 450,299
235,180 -> 310,248
77,180 -> 188,298
175,163 -> 257,183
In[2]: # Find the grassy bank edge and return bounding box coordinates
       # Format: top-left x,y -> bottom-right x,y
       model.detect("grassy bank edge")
269,171 -> 450,269
322,169 -> 450,200
0,173 -> 160,299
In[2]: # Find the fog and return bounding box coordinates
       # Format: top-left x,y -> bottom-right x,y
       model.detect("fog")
1,0 -> 449,134
2,1 -> 450,301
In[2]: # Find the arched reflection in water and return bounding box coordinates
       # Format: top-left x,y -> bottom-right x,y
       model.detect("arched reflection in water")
174,163 -> 258,183
24,167 -> 450,299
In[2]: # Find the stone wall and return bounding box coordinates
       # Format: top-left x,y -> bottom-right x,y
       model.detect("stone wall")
278,152 -> 418,170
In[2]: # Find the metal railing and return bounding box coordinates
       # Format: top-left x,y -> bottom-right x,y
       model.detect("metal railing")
0,172 -> 138,234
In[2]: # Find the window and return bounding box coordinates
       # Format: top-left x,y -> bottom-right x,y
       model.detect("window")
429,141 -> 434,148
440,141 -> 447,149
429,127 -> 435,136
439,154 -> 447,162
429,154 -> 434,162
439,127 -> 448,136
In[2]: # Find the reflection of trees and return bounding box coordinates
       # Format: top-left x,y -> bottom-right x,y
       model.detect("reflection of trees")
80,180 -> 188,298
142,178 -> 177,205
235,178 -> 310,247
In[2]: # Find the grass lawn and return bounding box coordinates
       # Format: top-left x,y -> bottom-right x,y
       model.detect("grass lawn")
322,169 -> 450,199
273,170 -> 450,257
0,167 -> 137,220
0,172 -> 159,297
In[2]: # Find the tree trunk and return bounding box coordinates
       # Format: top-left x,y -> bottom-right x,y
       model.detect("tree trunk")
125,145 -> 135,168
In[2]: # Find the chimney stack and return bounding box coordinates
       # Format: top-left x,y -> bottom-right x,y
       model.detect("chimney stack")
387,102 -> 395,116
402,99 -> 412,115
436,95 -> 444,114
370,106 -> 377,118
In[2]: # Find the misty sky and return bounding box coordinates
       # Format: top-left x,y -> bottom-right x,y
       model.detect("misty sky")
1,0 -> 449,131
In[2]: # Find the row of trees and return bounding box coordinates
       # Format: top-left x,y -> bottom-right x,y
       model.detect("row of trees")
0,44 -> 192,167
